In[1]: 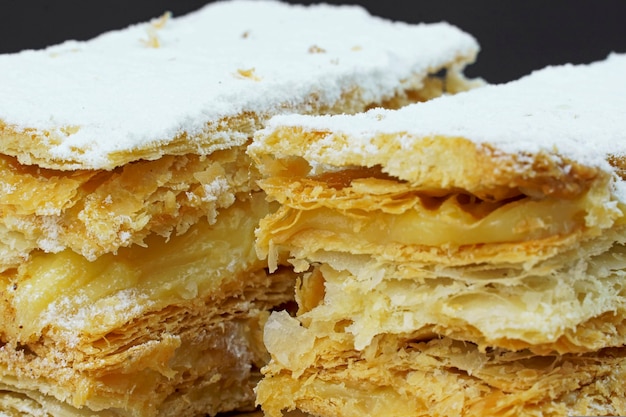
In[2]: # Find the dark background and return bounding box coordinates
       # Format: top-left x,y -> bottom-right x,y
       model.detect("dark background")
1,1 -> 625,84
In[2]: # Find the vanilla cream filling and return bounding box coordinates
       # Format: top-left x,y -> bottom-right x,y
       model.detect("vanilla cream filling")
261,184 -> 623,251
0,194 -> 270,343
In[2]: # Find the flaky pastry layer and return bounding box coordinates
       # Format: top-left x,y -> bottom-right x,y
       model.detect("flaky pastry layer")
249,133 -> 609,202
256,160 -> 624,271
291,230 -> 626,354
0,146 -> 258,273
0,195 -> 296,417
258,312 -> 626,417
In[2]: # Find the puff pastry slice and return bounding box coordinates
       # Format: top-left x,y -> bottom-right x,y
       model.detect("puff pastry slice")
250,53 -> 626,417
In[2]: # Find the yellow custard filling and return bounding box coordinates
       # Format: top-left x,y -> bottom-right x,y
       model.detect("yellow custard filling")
260,185 -> 623,250
0,194 -> 271,342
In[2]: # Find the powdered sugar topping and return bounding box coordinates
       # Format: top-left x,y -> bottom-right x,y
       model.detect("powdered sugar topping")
260,53 -> 626,172
0,0 -> 478,169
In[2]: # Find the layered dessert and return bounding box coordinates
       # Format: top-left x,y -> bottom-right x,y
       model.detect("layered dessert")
250,53 -> 626,417
0,1 -> 480,416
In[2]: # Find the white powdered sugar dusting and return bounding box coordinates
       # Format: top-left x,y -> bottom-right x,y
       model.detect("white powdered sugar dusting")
0,0 -> 478,169
261,53 -> 626,172
43,289 -> 153,344
201,177 -> 230,202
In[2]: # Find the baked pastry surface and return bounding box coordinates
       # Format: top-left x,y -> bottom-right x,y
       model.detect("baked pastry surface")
250,53 -> 626,416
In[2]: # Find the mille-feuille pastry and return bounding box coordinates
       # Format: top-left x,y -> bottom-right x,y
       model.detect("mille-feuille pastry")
249,53 -> 626,417
0,1 -> 481,416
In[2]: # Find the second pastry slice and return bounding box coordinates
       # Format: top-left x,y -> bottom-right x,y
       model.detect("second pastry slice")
250,53 -> 626,417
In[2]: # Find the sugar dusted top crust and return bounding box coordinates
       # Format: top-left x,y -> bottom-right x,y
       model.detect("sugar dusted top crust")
257,53 -> 626,172
0,0 -> 478,170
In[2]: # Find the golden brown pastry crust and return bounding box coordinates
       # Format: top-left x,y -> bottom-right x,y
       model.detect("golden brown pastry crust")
0,147 -> 257,273
0,268 -> 296,417
258,321 -> 626,417
250,132 -> 605,202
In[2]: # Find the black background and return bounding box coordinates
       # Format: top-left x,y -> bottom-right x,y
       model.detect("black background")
1,1 -> 625,84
